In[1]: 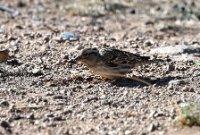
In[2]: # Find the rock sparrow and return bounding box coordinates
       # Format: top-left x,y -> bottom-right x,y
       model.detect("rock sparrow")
74,47 -> 152,85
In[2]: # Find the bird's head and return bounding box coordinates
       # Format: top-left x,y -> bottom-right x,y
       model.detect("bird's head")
74,48 -> 101,66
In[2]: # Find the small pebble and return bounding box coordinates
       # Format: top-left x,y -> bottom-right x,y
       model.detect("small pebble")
62,54 -> 69,60
27,113 -> 35,120
145,20 -> 154,25
63,33 -> 75,39
168,79 -> 186,86
148,123 -> 157,132
32,15 -> 41,21
1,121 -> 10,128
125,130 -> 132,135
16,1 -> 26,7
0,100 -> 9,107
32,68 -> 43,76
128,8 -> 136,14
45,113 -> 54,118
53,95 -> 66,99
144,39 -> 155,46
181,86 -> 194,92
149,110 -> 156,118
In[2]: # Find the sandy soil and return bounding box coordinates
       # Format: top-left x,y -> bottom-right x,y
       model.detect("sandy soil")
0,0 -> 200,135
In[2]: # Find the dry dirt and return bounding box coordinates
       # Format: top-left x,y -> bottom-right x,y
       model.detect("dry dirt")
0,0 -> 200,135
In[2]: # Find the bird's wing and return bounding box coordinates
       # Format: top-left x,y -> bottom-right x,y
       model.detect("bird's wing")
99,48 -> 150,67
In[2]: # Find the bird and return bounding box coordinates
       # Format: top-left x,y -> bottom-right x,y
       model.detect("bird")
73,47 -> 153,85
0,49 -> 9,63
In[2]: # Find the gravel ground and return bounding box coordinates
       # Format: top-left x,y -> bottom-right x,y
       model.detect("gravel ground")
0,0 -> 200,135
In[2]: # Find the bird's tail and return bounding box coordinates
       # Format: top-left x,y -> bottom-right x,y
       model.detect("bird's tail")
136,57 -> 171,67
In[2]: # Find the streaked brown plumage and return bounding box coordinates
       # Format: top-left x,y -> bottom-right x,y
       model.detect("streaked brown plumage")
74,47 -> 152,85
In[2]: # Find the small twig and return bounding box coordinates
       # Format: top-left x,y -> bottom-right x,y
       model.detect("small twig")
43,24 -> 59,33
0,6 -> 20,16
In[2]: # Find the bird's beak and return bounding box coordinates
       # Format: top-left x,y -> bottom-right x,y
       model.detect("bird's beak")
68,55 -> 82,64
74,55 -> 81,62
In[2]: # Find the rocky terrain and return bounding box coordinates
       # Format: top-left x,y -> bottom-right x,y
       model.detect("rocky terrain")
0,0 -> 200,134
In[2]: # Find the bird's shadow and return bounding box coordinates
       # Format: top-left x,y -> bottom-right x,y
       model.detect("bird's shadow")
111,76 -> 184,87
